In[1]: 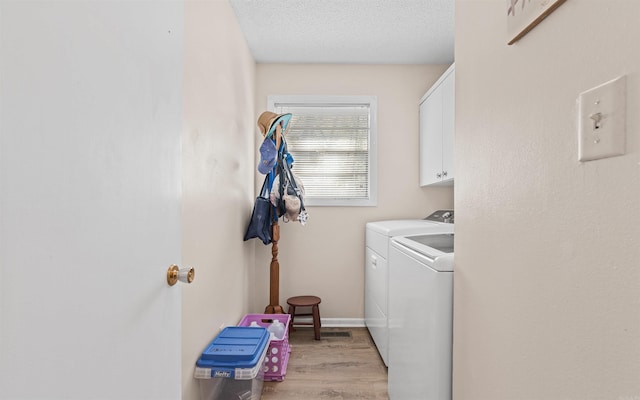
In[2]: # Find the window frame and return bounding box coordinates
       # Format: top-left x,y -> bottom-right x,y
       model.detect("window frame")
268,95 -> 378,207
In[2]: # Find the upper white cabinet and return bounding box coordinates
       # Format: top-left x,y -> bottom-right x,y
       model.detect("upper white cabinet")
419,64 -> 455,186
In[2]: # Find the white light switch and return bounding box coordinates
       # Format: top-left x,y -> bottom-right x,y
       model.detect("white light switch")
578,75 -> 626,162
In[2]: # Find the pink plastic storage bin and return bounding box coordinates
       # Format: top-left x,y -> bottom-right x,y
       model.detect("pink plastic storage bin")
238,314 -> 291,382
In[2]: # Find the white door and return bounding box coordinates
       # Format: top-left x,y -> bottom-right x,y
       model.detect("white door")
0,2 -> 184,399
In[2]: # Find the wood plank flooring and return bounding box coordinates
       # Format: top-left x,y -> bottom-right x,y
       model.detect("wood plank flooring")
261,327 -> 389,399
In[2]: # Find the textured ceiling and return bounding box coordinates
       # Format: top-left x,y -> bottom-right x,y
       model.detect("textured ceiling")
229,0 -> 454,64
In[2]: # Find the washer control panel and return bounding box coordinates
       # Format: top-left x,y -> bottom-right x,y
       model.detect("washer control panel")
424,210 -> 454,224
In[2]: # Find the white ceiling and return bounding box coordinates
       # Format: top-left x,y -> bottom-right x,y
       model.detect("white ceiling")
228,0 -> 454,64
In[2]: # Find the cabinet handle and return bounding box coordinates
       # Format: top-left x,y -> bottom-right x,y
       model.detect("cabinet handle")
436,172 -> 442,179
443,171 -> 448,177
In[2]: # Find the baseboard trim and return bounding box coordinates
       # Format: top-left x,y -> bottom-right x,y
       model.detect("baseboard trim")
291,317 -> 365,328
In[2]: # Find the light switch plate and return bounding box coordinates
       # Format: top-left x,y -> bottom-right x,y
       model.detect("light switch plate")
578,75 -> 626,162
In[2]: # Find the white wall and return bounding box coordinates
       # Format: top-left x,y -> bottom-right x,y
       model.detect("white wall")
453,1 -> 640,399
253,64 -> 454,319
181,1 -> 256,399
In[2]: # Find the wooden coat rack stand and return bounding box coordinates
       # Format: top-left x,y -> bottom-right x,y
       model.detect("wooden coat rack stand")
265,222 -> 283,314
265,123 -> 284,314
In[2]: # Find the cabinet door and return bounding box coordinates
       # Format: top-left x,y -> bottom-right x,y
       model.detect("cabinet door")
441,69 -> 455,182
419,85 -> 443,186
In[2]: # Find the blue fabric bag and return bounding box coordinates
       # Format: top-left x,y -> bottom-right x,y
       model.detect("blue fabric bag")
243,176 -> 272,245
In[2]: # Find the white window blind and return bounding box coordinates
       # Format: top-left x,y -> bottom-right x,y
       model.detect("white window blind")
269,95 -> 377,207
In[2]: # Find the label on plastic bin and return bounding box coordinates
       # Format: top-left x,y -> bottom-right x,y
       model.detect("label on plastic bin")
213,371 -> 232,378
194,367 -> 236,379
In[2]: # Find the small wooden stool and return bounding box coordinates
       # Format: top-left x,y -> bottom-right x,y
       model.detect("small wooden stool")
286,295 -> 322,340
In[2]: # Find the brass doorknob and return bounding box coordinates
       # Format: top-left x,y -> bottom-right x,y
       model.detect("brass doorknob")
167,264 -> 195,286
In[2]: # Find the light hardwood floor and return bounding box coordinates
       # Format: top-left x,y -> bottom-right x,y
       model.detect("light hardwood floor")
261,327 -> 389,399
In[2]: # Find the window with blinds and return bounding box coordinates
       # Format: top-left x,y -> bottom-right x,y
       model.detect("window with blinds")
268,95 -> 378,206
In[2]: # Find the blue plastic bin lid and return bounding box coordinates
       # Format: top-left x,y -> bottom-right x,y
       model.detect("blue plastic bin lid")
196,326 -> 269,369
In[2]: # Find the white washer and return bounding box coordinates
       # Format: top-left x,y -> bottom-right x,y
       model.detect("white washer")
388,232 -> 454,400
365,211 -> 453,366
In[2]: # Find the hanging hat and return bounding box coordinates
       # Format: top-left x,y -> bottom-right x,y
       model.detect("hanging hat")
258,137 -> 277,174
257,111 -> 292,138
282,194 -> 301,222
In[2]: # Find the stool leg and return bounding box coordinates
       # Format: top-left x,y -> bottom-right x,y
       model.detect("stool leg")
288,305 -> 295,334
312,304 -> 321,340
